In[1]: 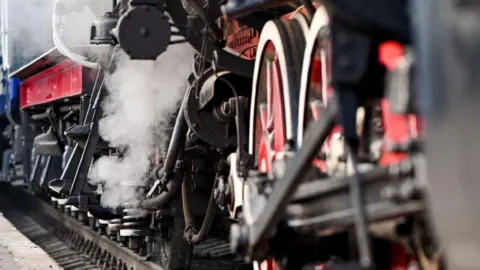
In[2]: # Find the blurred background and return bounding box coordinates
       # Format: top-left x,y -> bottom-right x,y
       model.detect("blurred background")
8,0 -> 54,71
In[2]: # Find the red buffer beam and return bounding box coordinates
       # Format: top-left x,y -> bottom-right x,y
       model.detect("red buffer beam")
20,59 -> 83,109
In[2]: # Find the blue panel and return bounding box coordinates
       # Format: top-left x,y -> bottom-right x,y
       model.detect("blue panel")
0,95 -> 6,115
8,78 -> 19,101
0,78 -> 20,116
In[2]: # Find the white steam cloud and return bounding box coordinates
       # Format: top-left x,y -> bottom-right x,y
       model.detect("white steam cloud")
8,0 -> 110,70
59,1 -> 111,47
9,0 -> 54,67
88,44 -> 195,208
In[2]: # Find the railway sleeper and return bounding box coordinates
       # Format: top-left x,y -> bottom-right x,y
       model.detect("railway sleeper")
2,184 -> 253,269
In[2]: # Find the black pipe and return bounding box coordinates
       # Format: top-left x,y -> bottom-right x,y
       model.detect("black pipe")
140,166 -> 184,211
182,170 -> 218,244
140,93 -> 189,210
166,0 -> 254,78
183,0 -> 223,42
141,143 -> 185,210
155,94 -> 189,181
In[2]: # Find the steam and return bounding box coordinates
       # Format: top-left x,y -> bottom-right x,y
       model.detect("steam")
8,0 -> 110,70
9,0 -> 54,67
59,1 -> 111,46
88,44 -> 195,208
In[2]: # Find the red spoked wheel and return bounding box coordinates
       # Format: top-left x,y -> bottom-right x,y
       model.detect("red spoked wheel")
248,18 -> 306,175
297,6 -> 341,176
295,8 -> 422,269
247,18 -> 306,270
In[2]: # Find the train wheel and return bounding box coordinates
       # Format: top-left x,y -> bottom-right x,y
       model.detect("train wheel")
248,18 -> 306,269
153,199 -> 193,269
290,11 -> 310,36
297,6 -> 339,175
151,144 -> 192,269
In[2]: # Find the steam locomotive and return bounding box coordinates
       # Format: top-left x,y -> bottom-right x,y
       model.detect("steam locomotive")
3,0 -> 478,269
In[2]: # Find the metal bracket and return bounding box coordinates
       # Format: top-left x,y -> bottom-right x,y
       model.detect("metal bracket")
68,87 -> 105,196
230,99 -> 338,259
48,47 -> 116,198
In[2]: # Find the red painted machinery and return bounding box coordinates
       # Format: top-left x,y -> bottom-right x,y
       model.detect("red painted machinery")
9,48 -> 98,198
10,0 -> 477,269
12,48 -> 96,110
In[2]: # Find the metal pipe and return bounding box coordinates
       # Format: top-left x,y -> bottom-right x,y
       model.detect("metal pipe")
30,112 -> 50,121
30,105 -> 81,121
166,0 -> 254,78
141,92 -> 189,210
1,0 -> 17,126
52,0 -> 99,69
182,170 -> 218,244
154,92 -> 188,181
1,0 -> 9,71
140,146 -> 185,211
183,0 -> 223,42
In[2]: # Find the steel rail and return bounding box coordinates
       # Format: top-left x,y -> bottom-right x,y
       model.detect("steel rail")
2,184 -> 162,270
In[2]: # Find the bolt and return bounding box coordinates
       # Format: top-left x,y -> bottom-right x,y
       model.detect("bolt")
140,27 -> 149,37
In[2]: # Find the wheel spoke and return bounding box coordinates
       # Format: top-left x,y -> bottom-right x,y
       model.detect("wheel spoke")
270,60 -> 285,152
298,6 -> 334,175
248,17 -> 306,269
266,59 -> 275,133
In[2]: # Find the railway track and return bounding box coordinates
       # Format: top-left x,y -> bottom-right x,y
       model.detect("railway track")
0,183 -> 250,270
0,183 -> 98,270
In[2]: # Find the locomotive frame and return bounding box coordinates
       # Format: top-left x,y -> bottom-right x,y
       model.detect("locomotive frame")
2,0 -> 474,269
